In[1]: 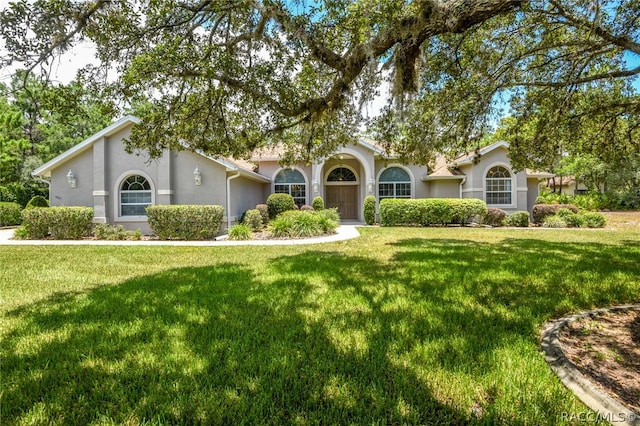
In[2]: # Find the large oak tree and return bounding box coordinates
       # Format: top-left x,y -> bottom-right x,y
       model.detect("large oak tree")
1,0 -> 638,168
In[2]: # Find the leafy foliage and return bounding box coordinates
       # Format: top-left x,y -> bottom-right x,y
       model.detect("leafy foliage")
92,224 -> 142,241
25,195 -> 49,209
228,223 -> 253,241
484,208 -> 506,227
242,209 -> 263,231
363,195 -> 376,225
532,204 -> 579,224
0,202 -> 22,226
269,209 -> 339,238
379,198 -> 487,226
312,196 -> 325,211
146,205 -> 224,240
267,193 -> 296,219
504,211 -> 530,227
20,206 -> 93,239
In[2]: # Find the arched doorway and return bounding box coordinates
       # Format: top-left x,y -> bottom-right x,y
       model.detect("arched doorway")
325,165 -> 359,219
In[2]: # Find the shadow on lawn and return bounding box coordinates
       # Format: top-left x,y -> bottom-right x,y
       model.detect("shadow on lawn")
3,259 -> 470,425
3,237 -> 639,424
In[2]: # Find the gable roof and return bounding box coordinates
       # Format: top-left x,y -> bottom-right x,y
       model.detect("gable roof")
453,141 -> 510,167
250,138 -> 385,161
32,116 -> 268,182
33,115 -> 142,178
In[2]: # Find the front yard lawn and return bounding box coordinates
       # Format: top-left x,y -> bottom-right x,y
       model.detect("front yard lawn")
1,227 -> 639,424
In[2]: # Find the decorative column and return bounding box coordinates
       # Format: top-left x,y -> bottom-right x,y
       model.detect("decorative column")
92,137 -> 108,223
157,149 -> 173,205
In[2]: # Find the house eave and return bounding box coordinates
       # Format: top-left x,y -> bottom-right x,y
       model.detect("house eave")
421,175 -> 466,181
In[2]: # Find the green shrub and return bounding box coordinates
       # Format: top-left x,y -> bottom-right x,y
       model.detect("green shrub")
12,226 -> 29,239
266,193 -> 295,219
581,212 -> 606,228
555,208 -> 584,228
20,208 -> 50,238
0,202 -> 22,226
20,207 -> 93,239
242,209 -> 263,231
0,186 -> 17,203
312,196 -> 324,211
532,204 -> 579,224
542,215 -> 567,228
315,208 -> 340,234
449,199 -> 488,225
146,205 -> 224,240
505,211 -> 530,227
270,209 -> 338,238
363,195 -> 376,225
256,204 -> 269,225
228,223 -> 253,240
484,208 -> 506,226
93,223 -> 142,240
3,182 -> 48,208
47,207 -> 94,239
379,198 -> 487,227
25,195 -> 49,209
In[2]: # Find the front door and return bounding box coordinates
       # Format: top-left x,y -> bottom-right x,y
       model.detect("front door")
326,185 -> 358,220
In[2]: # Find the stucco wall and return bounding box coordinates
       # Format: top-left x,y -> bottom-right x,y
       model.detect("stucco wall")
431,180 -> 461,198
50,148 -> 94,208
170,150 -> 227,206
460,147 -> 530,211
230,176 -> 268,220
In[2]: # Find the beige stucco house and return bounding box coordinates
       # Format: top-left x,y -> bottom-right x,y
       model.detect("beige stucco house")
33,116 -> 552,231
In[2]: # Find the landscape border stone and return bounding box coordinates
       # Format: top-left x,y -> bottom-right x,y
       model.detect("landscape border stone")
541,304 -> 640,426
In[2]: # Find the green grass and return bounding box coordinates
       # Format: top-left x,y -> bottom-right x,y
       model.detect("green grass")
1,227 -> 639,424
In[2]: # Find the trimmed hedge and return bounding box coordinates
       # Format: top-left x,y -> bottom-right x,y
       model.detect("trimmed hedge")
363,195 -> 376,225
532,204 -> 579,224
21,207 -> 93,239
147,205 -> 224,240
267,193 -> 295,219
505,211 -> 530,227
312,196 -> 324,211
379,198 -> 487,227
92,224 -> 142,241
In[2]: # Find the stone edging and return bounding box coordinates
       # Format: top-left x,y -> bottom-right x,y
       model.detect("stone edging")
541,304 -> 640,426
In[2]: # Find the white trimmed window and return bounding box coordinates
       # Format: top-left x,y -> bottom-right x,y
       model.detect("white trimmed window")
120,175 -> 152,216
274,169 -> 306,207
486,166 -> 512,205
378,167 -> 411,199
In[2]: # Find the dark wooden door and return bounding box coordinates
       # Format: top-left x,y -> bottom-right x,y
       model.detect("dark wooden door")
326,185 -> 358,219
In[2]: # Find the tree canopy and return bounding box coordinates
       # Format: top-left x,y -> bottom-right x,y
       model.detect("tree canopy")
1,0 -> 638,169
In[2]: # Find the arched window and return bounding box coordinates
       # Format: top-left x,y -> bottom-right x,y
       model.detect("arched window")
327,167 -> 357,182
378,167 -> 411,199
120,175 -> 152,216
486,166 -> 512,205
275,169 -> 306,207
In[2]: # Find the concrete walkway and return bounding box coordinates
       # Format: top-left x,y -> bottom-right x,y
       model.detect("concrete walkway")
0,225 -> 360,246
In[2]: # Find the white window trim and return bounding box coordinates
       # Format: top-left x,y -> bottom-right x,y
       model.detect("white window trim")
272,166 -> 309,205
376,164 -> 415,200
113,170 -> 156,222
483,162 -> 516,208
324,164 -> 359,185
